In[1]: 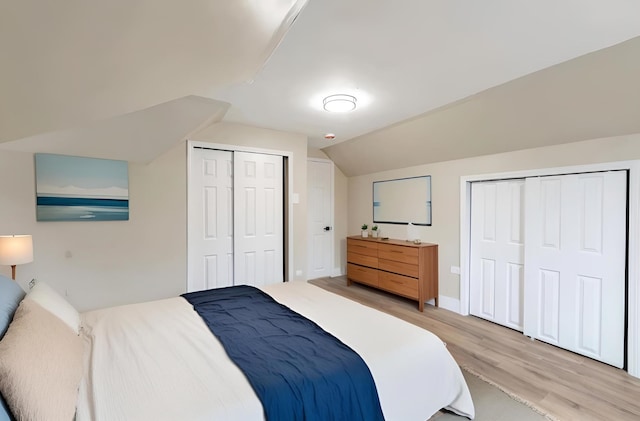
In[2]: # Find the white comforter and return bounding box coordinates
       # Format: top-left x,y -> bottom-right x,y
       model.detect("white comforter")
77,281 -> 474,420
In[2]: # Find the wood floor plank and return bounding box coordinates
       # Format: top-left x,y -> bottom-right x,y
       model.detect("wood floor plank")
309,276 -> 640,420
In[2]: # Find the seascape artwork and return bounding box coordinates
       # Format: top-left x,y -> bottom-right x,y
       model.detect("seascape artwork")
35,153 -> 129,221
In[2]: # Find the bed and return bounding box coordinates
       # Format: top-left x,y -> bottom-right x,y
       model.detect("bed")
0,275 -> 474,420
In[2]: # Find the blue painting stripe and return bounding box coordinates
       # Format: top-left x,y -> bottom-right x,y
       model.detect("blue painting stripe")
36,196 -> 129,207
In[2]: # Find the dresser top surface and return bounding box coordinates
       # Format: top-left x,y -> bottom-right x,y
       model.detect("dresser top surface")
347,236 -> 437,248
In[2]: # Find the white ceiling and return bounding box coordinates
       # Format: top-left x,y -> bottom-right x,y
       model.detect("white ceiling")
1,0 -> 640,166
213,0 -> 640,149
0,0 -> 306,161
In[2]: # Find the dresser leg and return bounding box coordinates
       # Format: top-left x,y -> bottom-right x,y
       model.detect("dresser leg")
418,301 -> 424,312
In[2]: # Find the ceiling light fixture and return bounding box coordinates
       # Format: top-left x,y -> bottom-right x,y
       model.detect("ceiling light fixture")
323,94 -> 357,113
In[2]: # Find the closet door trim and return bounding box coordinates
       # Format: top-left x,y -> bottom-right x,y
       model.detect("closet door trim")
460,160 -> 640,378
187,140 -> 294,288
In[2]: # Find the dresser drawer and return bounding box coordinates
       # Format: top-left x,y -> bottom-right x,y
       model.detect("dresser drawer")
347,263 -> 379,287
347,238 -> 378,257
379,271 -> 418,299
378,243 -> 418,265
378,259 -> 419,278
347,251 -> 378,268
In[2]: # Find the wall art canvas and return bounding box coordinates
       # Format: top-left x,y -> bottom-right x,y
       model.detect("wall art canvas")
35,153 -> 129,221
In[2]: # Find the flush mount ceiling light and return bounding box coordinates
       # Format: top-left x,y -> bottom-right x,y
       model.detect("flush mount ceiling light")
323,94 -> 357,113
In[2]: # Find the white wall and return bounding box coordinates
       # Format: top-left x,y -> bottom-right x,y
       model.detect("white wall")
0,144 -> 187,311
347,134 -> 640,301
334,166 -> 348,275
0,122 -> 310,312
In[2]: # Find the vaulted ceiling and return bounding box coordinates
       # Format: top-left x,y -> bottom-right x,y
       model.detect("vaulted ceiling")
213,0 -> 640,152
1,1 -> 639,172
324,36 -> 640,176
0,0 -> 307,161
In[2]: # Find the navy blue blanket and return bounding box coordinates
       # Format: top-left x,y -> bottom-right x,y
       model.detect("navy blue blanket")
182,285 -> 384,421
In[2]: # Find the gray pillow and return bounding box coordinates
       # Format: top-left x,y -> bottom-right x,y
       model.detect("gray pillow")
0,274 -> 22,421
0,274 -> 25,340
0,393 -> 11,421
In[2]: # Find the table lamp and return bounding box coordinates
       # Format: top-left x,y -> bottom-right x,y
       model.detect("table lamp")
0,235 -> 33,280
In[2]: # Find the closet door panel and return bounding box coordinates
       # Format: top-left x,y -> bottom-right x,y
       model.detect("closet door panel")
524,171 -> 627,367
188,149 -> 234,292
470,180 -> 525,331
234,152 -> 284,287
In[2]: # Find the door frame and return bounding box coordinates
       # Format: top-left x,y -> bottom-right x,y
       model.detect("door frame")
306,158 -> 335,279
187,140 -> 295,286
460,159 -> 640,378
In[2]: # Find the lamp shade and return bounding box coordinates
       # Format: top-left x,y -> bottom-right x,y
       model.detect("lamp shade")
0,235 -> 34,265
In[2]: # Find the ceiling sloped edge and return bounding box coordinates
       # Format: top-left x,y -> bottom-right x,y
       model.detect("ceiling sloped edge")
251,0 -> 310,78
0,96 -> 230,164
323,36 -> 640,177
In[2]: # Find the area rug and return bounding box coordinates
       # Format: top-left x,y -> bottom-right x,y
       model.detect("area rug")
430,367 -> 559,421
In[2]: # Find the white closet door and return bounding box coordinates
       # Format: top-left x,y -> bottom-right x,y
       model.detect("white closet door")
188,149 -> 234,292
233,152 -> 284,287
470,180 -> 525,331
307,160 -> 333,279
523,171 -> 627,367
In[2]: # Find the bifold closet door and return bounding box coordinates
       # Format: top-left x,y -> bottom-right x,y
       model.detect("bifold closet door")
233,152 -> 284,287
470,180 -> 525,331
523,171 -> 627,368
188,148 -> 284,292
188,148 -> 234,292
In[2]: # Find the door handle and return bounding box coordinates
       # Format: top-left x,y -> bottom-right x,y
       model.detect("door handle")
324,226 -> 331,231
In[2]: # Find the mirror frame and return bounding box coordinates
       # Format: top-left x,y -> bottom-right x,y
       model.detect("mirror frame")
372,175 -> 432,226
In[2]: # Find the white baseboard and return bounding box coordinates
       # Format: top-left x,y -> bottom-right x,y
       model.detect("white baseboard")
437,295 -> 461,314
331,267 -> 345,277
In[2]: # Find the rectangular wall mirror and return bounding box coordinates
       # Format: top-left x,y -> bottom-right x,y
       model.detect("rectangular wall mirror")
373,175 -> 432,226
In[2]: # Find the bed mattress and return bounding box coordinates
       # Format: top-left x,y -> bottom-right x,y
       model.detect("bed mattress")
76,281 -> 474,420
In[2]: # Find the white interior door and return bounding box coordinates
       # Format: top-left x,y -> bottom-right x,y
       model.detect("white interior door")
233,151 -> 284,287
307,159 -> 333,279
470,180 -> 525,331
188,148 -> 234,292
523,171 -> 627,367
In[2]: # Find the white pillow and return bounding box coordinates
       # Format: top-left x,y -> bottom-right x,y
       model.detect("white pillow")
25,281 -> 80,334
0,299 -> 84,421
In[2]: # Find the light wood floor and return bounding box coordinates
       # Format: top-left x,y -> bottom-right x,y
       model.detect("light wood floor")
309,276 -> 640,421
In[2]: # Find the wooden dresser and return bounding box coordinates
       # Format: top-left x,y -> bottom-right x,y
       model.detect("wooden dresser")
346,236 -> 438,312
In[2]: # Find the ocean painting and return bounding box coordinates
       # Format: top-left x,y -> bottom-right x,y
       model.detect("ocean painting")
35,153 -> 129,221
